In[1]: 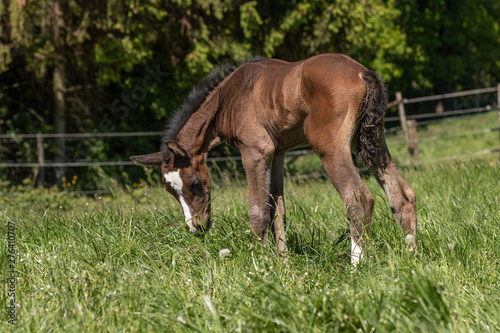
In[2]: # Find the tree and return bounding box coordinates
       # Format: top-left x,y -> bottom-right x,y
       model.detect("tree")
393,0 -> 500,95
0,0 -> 164,183
1,0 -> 499,188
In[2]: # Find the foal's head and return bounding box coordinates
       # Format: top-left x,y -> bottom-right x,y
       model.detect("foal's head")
130,141 -> 212,233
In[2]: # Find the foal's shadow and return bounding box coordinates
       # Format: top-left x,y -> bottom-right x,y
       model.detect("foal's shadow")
284,226 -> 350,258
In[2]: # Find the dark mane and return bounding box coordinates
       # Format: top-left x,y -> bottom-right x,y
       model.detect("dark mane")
160,57 -> 265,156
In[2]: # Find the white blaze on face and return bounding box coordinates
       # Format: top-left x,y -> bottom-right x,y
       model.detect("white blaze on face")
164,170 -> 196,233
351,238 -> 363,267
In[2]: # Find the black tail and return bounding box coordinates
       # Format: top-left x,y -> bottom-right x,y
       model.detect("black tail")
358,70 -> 388,168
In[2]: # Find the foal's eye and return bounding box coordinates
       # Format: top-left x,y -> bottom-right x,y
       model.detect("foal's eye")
190,177 -> 203,195
191,177 -> 201,188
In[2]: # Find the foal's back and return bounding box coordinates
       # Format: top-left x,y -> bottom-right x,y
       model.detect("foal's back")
215,54 -> 368,153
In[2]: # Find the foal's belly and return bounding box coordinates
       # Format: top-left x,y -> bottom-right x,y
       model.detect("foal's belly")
272,121 -> 309,154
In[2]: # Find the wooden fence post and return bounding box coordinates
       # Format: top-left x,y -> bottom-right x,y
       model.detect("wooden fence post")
396,91 -> 420,160
36,133 -> 45,186
406,120 -> 419,161
396,91 -> 414,158
396,91 -> 408,140
436,100 -> 444,114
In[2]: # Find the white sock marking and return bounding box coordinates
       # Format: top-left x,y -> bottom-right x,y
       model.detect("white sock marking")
164,170 -> 196,232
351,238 -> 363,267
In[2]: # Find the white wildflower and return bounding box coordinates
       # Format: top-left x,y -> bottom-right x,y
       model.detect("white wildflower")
405,234 -> 415,245
219,249 -> 230,259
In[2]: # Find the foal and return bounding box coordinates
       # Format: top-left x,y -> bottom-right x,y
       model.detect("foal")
130,54 -> 417,266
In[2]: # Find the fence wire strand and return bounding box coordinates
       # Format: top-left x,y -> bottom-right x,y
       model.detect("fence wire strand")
1,85 -> 499,194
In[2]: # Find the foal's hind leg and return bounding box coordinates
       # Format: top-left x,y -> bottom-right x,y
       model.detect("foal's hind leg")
308,141 -> 374,266
305,101 -> 374,266
324,151 -> 374,266
366,134 -> 417,249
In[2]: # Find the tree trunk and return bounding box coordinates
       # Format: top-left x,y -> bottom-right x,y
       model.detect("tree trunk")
53,0 -> 66,178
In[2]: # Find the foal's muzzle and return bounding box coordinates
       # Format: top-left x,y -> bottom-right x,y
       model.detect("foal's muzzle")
187,210 -> 211,235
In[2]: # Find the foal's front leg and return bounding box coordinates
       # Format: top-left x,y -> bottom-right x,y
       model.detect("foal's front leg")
241,148 -> 274,243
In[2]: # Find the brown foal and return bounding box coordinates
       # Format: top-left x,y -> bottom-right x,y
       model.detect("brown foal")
130,54 -> 417,266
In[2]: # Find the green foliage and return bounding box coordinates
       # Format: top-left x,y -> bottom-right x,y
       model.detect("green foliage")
261,0 -> 410,82
240,1 -> 262,40
393,0 -> 500,94
1,0 -> 499,187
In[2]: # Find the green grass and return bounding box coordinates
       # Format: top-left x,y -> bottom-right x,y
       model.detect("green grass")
1,112 -> 500,332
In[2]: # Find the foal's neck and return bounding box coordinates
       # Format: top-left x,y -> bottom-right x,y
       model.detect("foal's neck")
176,89 -> 221,156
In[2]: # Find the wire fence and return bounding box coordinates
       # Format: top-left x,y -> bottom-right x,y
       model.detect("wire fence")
1,85 -> 499,194
289,148 -> 500,181
389,84 -> 499,161
385,106 -> 495,123
0,131 -> 163,140
386,126 -> 499,146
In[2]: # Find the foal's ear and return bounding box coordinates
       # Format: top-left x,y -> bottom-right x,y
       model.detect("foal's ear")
129,152 -> 162,167
165,141 -> 189,157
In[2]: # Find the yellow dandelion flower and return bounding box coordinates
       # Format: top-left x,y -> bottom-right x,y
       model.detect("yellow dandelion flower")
67,182 -> 71,187
62,177 -> 67,181
72,180 -> 76,184
73,175 -> 78,180
62,184 -> 66,188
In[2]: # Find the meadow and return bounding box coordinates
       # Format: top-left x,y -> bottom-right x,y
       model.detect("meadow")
1,111 -> 499,332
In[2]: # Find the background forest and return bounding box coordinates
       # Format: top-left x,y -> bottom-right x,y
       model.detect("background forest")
1,0 -> 499,188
